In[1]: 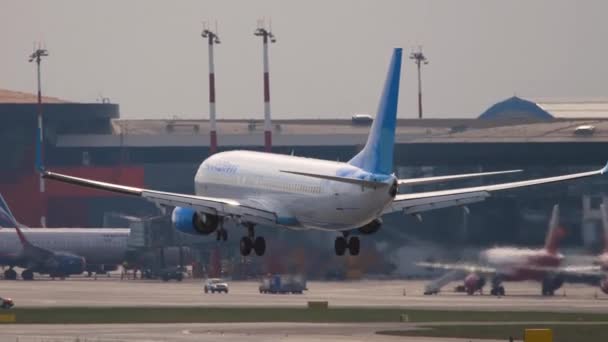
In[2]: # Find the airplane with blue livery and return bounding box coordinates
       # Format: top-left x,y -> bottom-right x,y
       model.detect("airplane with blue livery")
42,48 -> 608,257
0,195 -> 86,280
0,195 -> 128,280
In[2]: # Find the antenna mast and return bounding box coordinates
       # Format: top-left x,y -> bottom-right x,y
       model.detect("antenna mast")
409,46 -> 429,119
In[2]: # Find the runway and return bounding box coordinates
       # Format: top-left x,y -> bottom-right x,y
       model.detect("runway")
2,277 -> 608,313
0,322 -> 505,342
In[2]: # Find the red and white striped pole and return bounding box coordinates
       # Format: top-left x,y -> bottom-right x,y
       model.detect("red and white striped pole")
255,24 -> 276,153
202,25 -> 221,154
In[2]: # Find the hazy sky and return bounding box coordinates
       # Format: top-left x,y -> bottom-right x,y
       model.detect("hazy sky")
2,0 -> 607,119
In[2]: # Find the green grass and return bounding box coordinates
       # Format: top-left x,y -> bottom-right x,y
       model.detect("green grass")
378,323 -> 608,342
3,307 -> 608,324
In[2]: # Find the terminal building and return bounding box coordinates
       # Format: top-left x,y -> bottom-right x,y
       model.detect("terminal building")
2,89 -> 608,277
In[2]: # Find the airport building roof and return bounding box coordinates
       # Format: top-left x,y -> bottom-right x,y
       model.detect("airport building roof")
478,96 -> 553,120
54,117 -> 608,148
537,100 -> 608,119
0,88 -> 69,104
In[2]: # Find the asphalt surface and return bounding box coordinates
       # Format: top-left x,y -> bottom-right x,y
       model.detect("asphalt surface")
0,322 -> 506,342
1,277 -> 608,313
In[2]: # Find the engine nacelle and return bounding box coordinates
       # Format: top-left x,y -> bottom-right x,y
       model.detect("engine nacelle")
358,219 -> 382,235
464,273 -> 486,295
542,275 -> 564,294
47,253 -> 86,276
172,206 -> 219,235
600,277 -> 608,295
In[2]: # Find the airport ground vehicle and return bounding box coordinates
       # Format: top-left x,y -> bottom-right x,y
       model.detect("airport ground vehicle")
0,297 -> 14,309
259,274 -> 307,294
204,278 -> 229,293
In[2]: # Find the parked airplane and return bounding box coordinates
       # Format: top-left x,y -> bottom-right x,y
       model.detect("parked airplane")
419,204 -> 567,296
0,195 -> 129,279
41,48 -> 608,257
556,203 -> 608,294
0,221 -> 86,280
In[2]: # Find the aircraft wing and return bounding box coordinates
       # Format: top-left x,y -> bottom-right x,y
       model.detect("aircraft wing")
386,163 -> 608,215
42,170 -> 278,226
416,261 -> 497,275
398,169 -> 522,186
556,265 -> 604,277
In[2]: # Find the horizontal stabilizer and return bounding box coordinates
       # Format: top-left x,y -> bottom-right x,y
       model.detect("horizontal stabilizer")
398,169 -> 522,187
279,170 -> 388,188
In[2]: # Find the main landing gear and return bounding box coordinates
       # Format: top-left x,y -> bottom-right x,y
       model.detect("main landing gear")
334,233 -> 360,256
216,218 -> 228,242
21,269 -> 34,281
239,224 -> 266,257
3,268 -> 17,280
490,278 -> 505,296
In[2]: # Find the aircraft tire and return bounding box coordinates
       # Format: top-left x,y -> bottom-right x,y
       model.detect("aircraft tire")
21,270 -> 34,281
334,237 -> 347,256
3,269 -> 17,281
240,237 -> 252,256
348,237 -> 360,256
254,236 -> 266,256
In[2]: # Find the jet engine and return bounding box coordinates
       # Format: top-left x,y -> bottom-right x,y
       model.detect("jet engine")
172,206 -> 219,235
45,252 -> 86,276
600,277 -> 608,295
358,219 -> 382,235
464,273 -> 486,295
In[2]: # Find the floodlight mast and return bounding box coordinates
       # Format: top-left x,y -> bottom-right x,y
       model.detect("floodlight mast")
202,23 -> 221,154
409,47 -> 428,119
254,20 -> 276,152
28,45 -> 48,227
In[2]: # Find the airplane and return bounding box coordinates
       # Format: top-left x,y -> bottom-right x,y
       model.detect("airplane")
0,195 -> 129,279
418,204 -> 567,296
0,218 -> 86,280
554,203 -> 608,295
40,48 -> 608,257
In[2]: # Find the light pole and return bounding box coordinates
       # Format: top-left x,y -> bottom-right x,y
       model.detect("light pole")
29,45 -> 48,227
409,47 -> 428,119
202,23 -> 221,155
254,20 -> 276,153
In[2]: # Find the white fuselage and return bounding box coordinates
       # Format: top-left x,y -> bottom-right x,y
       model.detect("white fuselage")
481,247 -> 563,279
194,151 -> 396,231
0,228 -> 130,265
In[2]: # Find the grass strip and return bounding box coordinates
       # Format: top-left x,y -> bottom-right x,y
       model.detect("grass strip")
378,323 -> 608,342
3,307 -> 608,324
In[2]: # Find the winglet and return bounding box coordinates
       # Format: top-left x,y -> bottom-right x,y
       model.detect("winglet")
601,161 -> 608,175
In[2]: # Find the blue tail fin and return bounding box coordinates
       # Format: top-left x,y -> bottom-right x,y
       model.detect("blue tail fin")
348,48 -> 402,175
0,194 -> 19,228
